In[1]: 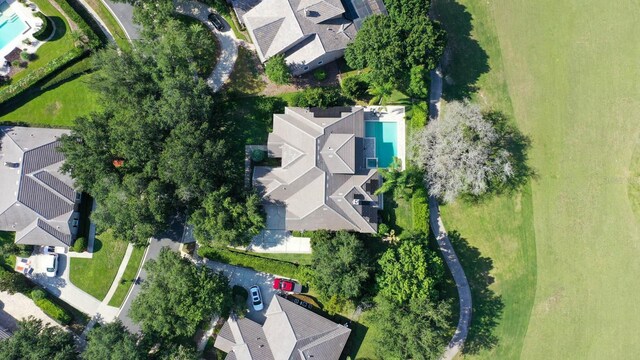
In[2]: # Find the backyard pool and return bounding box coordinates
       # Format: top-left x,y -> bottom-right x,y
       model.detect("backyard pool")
365,121 -> 399,168
0,2 -> 27,52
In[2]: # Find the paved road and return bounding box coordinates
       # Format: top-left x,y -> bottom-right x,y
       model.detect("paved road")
117,220 -> 183,332
428,68 -> 473,360
203,259 -> 278,324
102,0 -> 141,40
174,0 -> 240,92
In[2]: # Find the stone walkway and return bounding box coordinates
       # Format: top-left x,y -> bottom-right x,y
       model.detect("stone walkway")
0,291 -> 58,331
175,0 -> 243,92
102,243 -> 134,305
428,67 -> 473,360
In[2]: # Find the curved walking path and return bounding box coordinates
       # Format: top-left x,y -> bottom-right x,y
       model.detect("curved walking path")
175,0 -> 241,92
428,67 -> 473,360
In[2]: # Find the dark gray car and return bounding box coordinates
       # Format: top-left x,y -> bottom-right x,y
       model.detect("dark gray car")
208,13 -> 224,31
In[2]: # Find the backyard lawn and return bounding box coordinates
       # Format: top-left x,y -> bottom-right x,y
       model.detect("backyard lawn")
433,0 -> 640,358
107,245 -> 146,307
69,230 -> 128,301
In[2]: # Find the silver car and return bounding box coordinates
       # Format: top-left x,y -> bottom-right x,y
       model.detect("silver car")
250,285 -> 263,311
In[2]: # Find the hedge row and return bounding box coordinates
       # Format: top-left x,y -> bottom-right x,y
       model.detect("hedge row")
199,247 -> 309,282
412,186 -> 430,233
32,12 -> 53,41
0,48 -> 85,103
35,298 -> 72,325
53,0 -> 106,48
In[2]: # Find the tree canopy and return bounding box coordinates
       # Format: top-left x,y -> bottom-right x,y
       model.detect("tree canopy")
190,187 -> 265,247
265,54 -> 291,85
83,321 -> 144,360
0,317 -> 76,360
130,249 -> 231,339
344,0 -> 445,88
60,16 -> 238,244
412,100 -> 515,202
310,231 -> 371,301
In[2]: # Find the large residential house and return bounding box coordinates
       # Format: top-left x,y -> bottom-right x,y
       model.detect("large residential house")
240,0 -> 387,75
253,107 -> 382,234
0,127 -> 80,248
214,294 -> 351,360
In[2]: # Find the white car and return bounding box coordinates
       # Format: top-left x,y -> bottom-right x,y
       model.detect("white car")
44,254 -> 58,278
250,285 -> 264,311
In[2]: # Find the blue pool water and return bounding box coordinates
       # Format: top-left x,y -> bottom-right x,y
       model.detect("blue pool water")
365,121 -> 398,168
0,8 -> 27,51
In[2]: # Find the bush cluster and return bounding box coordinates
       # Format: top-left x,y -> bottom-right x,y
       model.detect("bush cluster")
32,12 -> 53,41
73,237 -> 87,253
54,0 -> 106,49
411,186 -> 429,233
341,75 -> 369,100
34,298 -> 72,325
289,87 -> 347,108
198,247 -> 308,283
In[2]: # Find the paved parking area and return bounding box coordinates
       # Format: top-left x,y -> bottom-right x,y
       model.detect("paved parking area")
0,291 -> 58,331
204,259 -> 278,324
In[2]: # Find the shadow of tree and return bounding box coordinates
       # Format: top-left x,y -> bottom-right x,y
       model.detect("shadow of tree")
432,0 -> 489,100
48,17 -> 67,42
448,230 -> 504,354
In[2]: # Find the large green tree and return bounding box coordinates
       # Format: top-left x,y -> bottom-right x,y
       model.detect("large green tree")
190,187 -> 265,247
0,317 -> 76,360
344,0 -> 445,88
310,231 -> 371,301
83,321 -> 144,360
60,17 -> 235,244
130,249 -> 231,339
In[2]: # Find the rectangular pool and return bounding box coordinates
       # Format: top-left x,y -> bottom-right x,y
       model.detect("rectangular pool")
0,5 -> 27,52
365,121 -> 398,168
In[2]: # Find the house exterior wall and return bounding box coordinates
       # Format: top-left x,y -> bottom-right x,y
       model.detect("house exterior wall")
288,48 -> 345,75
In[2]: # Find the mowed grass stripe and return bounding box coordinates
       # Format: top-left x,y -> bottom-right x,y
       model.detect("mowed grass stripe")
489,0 -> 640,358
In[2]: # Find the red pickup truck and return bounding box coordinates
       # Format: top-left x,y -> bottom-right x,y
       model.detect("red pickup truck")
273,278 -> 302,293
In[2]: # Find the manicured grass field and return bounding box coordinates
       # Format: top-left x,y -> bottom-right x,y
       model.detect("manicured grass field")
69,230 -> 128,301
107,245 -> 146,308
433,0 -> 640,358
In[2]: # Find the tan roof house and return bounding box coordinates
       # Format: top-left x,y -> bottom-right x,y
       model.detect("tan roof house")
241,0 -> 387,75
214,295 -> 351,360
253,107 -> 384,234
0,127 -> 80,248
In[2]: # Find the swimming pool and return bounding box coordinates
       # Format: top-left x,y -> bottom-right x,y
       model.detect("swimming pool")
0,4 -> 27,52
365,121 -> 399,168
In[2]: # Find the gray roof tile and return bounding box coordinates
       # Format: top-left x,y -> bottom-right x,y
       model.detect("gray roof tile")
22,141 -> 64,174
33,171 -> 77,202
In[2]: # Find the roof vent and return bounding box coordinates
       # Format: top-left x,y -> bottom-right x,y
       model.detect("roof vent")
4,161 -> 19,168
305,8 -> 311,16
352,199 -> 360,205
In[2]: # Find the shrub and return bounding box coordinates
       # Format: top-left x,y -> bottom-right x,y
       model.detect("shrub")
17,245 -> 34,258
377,223 -> 390,236
341,75 -> 369,100
265,54 -> 291,85
198,247 -> 308,282
20,51 -> 32,61
73,237 -> 87,253
31,288 -> 47,301
35,298 -> 72,325
10,60 -> 20,68
411,187 -> 429,233
290,87 -> 347,108
32,12 -> 53,41
313,68 -> 327,81
251,149 -> 265,162
53,0 -> 105,49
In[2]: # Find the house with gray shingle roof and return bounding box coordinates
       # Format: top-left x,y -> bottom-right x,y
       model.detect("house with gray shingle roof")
0,127 -> 80,248
215,295 -> 351,360
253,107 -> 381,233
241,0 -> 386,75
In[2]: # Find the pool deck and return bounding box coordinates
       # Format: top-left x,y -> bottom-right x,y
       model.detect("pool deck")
363,105 -> 406,170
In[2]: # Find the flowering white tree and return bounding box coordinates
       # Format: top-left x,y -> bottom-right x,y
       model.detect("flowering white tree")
412,100 -> 514,202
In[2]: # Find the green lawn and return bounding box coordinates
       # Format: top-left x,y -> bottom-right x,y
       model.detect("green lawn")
433,0 -> 640,358
69,230 -> 128,301
107,245 -> 146,307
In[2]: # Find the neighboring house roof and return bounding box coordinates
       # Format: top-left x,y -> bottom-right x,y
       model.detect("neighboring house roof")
0,327 -> 11,341
253,107 -> 381,233
243,0 -> 363,65
0,127 -> 79,247
215,295 -> 351,360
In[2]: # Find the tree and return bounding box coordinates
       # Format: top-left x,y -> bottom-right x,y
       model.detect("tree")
158,344 -> 199,360
265,54 -> 291,85
412,100 -> 515,202
130,249 -> 231,339
0,269 -> 30,294
368,295 -> 451,360
377,233 -> 445,303
344,0 -> 445,89
375,158 -> 423,200
83,321 -> 145,360
310,231 -> 371,301
341,75 -> 369,100
0,317 -> 76,360
190,187 -> 265,247
408,65 -> 429,99
290,87 -> 347,108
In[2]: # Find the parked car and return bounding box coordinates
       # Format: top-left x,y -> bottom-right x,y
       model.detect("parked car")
250,285 -> 264,311
273,278 -> 302,293
45,254 -> 58,277
207,12 -> 224,31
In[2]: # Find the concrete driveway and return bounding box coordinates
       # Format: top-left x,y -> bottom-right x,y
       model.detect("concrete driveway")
204,259 -> 277,324
0,291 -> 58,331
